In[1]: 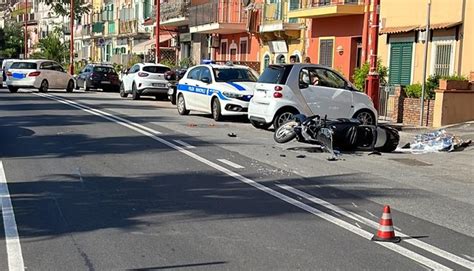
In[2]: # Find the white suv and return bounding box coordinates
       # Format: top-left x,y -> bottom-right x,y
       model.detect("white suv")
248,64 -> 377,129
176,63 -> 258,121
120,63 -> 171,100
6,60 -> 75,93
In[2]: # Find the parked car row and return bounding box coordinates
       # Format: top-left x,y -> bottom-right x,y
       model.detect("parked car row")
3,59 -> 377,131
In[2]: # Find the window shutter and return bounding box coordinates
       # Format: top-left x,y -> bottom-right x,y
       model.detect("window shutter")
389,42 -> 412,86
319,39 -> 333,68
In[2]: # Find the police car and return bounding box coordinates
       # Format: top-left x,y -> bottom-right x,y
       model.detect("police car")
176,61 -> 258,121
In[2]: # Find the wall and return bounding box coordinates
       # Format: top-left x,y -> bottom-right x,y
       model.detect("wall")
433,89 -> 474,127
308,15 -> 363,80
402,98 -> 435,126
216,33 -> 259,62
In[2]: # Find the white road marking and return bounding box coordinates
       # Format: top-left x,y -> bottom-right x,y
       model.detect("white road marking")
217,159 -> 245,169
278,184 -> 474,270
76,167 -> 84,183
173,140 -> 196,149
0,161 -> 25,271
36,93 -> 463,270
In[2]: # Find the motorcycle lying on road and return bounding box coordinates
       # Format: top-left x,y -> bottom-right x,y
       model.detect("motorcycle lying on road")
274,115 -> 400,160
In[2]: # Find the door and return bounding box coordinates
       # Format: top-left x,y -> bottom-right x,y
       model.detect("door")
197,67 -> 213,112
52,62 -> 69,89
77,65 -> 92,86
230,48 -> 237,61
180,66 -> 203,110
299,67 -> 353,118
39,62 -> 55,88
389,42 -> 413,86
124,65 -> 139,91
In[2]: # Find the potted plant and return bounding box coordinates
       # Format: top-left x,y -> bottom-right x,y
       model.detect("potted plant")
438,74 -> 469,90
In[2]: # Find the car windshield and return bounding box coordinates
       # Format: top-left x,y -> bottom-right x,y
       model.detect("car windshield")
10,62 -> 38,70
143,66 -> 171,74
93,66 -> 116,74
258,65 -> 292,84
213,68 -> 257,82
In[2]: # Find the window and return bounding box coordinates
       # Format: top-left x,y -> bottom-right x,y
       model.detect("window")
187,67 -> 202,80
263,55 -> 270,69
258,65 -> 292,84
276,54 -> 285,64
40,62 -> 53,70
220,41 -> 227,61
239,39 -> 247,61
93,66 -> 116,74
143,66 -> 171,74
213,68 -> 257,82
389,42 -> 413,85
319,39 -> 334,67
10,62 -> 38,69
129,65 -> 140,73
52,63 -> 65,72
200,68 -> 212,81
431,40 -> 455,77
300,68 -> 346,89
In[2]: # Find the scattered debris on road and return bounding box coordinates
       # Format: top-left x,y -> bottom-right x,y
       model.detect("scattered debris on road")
227,133 -> 237,137
296,154 -> 306,158
280,154 -> 286,157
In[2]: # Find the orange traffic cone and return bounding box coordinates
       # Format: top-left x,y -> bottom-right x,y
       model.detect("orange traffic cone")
371,205 -> 401,243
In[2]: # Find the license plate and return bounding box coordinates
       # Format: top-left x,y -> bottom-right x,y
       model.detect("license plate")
101,81 -> 110,84
153,83 -> 166,87
12,73 -> 25,79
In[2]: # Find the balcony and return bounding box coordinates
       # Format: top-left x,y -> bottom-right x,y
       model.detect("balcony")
288,0 -> 364,19
260,2 -> 300,33
160,0 -> 190,27
118,20 -> 151,38
189,0 -> 247,34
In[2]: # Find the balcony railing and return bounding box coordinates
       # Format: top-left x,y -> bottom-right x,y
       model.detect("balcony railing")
161,0 -> 190,21
189,0 -> 247,27
308,0 -> 362,8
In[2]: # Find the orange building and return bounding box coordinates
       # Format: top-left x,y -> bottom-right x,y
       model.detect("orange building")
288,0 -> 366,80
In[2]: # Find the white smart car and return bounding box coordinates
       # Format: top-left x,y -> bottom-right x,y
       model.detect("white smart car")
120,63 -> 171,100
176,63 -> 258,121
5,60 -> 75,93
248,64 -> 377,129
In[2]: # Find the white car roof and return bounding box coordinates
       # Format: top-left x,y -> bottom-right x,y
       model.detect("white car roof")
140,63 -> 170,67
198,64 -> 250,70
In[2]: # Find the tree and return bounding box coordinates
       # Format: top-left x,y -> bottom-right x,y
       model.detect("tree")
352,60 -> 388,91
38,0 -> 91,20
0,22 -> 25,58
30,28 -> 69,65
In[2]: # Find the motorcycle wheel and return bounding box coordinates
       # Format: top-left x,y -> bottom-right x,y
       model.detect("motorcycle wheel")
274,121 -> 298,144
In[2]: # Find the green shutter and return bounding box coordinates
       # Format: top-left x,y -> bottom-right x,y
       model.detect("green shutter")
389,42 -> 412,86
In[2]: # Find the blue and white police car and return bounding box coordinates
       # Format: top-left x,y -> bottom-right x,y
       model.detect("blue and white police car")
176,61 -> 258,121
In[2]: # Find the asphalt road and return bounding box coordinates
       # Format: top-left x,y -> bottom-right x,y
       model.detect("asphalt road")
0,88 -> 472,270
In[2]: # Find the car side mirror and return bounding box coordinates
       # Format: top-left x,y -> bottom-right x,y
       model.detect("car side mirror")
299,82 -> 309,89
201,77 -> 211,84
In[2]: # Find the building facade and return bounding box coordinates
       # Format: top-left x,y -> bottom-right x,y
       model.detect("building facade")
378,0 -> 473,86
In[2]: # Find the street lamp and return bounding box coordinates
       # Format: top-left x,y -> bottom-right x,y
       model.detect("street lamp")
155,0 -> 160,64
69,0 -> 75,74
24,0 -> 28,59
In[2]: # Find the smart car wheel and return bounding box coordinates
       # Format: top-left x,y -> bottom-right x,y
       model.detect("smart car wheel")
211,98 -> 223,121
66,80 -> 74,93
177,94 -> 190,115
119,82 -> 128,98
132,83 -> 140,100
273,110 -> 296,129
353,110 -> 375,125
39,80 -> 49,93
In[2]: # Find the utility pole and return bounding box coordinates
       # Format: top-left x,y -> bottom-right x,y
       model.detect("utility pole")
361,0 -> 370,64
69,0 -> 75,74
420,0 -> 431,126
24,0 -> 28,58
365,0 -> 381,111
155,0 -> 160,64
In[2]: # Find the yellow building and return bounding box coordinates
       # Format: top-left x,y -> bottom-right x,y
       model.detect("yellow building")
378,0 -> 473,86
258,0 -> 307,71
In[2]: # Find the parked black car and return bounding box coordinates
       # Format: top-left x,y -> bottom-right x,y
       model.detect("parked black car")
76,64 -> 120,92
166,68 -> 187,104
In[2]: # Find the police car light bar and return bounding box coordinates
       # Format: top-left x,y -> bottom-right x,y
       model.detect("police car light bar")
201,60 -> 216,64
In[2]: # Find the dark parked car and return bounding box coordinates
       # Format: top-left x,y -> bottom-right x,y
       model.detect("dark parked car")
166,68 -> 187,104
76,64 -> 120,92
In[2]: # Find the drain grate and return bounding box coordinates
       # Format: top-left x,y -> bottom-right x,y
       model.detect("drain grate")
389,158 -> 432,166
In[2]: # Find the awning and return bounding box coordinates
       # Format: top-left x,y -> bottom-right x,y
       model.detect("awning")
132,39 -> 155,54
417,21 -> 462,31
379,25 -> 418,35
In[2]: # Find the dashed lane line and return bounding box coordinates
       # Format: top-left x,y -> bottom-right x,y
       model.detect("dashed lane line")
0,161 -> 25,271
217,159 -> 245,169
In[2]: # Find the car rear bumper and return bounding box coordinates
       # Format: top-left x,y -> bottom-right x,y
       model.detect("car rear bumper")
6,78 -> 39,88
248,100 -> 275,123
139,87 -> 168,95
89,80 -> 120,89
